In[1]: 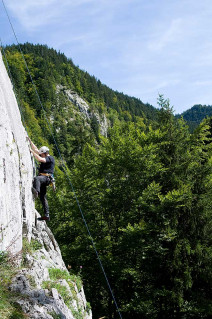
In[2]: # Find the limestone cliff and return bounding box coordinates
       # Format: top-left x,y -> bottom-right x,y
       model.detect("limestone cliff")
0,51 -> 92,319
56,84 -> 109,137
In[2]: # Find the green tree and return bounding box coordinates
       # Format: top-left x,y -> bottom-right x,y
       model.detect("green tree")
52,100 -> 212,318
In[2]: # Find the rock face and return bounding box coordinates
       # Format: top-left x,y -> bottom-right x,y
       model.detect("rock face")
65,88 -> 90,119
56,85 -> 109,137
10,221 -> 91,319
0,51 -> 92,319
0,51 -> 35,254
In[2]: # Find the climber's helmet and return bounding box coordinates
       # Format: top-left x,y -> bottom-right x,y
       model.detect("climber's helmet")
39,146 -> 49,155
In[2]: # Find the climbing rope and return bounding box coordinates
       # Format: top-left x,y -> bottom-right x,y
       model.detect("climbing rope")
1,1 -> 123,318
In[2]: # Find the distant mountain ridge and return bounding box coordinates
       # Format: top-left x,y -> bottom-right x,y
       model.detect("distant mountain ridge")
176,104 -> 212,131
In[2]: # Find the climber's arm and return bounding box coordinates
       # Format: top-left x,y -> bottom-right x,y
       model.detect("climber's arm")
30,149 -> 46,163
27,137 -> 39,155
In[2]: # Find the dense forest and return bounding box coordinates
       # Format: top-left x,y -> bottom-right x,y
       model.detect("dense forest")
176,104 -> 212,132
2,44 -> 212,319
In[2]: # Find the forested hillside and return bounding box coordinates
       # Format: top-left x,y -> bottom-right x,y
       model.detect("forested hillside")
3,43 -> 158,164
176,104 -> 212,131
2,44 -> 212,319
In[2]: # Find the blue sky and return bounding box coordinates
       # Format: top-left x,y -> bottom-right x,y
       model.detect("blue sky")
1,0 -> 212,114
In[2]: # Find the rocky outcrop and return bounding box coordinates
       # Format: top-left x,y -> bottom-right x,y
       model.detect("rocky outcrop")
64,89 -> 90,119
0,51 -> 92,318
10,221 -> 91,319
94,112 -> 108,137
56,85 -> 109,137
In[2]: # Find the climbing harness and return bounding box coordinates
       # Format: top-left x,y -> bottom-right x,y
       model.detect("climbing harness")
39,173 -> 56,192
1,1 -> 123,318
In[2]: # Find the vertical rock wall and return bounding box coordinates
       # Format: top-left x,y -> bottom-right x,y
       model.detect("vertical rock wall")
0,50 -> 35,253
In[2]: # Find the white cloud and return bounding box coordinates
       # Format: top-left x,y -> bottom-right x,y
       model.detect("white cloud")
193,80 -> 212,87
4,0 -> 131,30
5,0 -> 96,29
147,18 -> 184,52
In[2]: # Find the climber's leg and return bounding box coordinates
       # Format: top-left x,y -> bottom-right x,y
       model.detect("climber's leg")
33,175 -> 42,195
39,179 -> 50,219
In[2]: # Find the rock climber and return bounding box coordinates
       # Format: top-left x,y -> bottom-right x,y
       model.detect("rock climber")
28,137 -> 55,221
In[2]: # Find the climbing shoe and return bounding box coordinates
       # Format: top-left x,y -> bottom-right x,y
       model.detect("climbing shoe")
37,216 -> 50,221
32,187 -> 38,199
